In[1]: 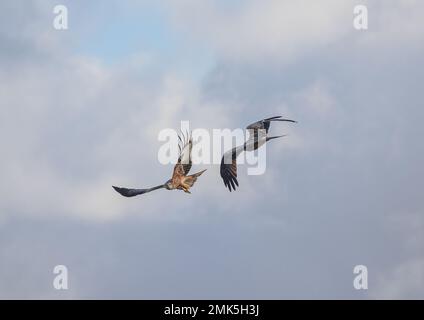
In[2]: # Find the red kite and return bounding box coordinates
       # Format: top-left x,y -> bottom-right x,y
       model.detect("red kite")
113,132 -> 206,197
220,116 -> 296,192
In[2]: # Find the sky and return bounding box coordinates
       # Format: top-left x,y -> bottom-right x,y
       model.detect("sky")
0,0 -> 423,299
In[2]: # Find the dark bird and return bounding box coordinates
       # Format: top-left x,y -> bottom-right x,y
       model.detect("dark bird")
220,116 -> 296,192
113,132 -> 206,197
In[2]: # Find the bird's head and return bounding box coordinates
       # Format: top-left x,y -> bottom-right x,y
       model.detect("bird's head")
164,180 -> 173,190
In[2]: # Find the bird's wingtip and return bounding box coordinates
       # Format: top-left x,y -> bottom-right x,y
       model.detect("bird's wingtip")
112,186 -> 124,194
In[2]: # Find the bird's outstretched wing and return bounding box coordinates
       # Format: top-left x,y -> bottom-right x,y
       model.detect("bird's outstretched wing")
112,185 -> 165,197
220,116 -> 296,192
174,131 -> 193,177
220,145 -> 244,192
247,116 -> 296,141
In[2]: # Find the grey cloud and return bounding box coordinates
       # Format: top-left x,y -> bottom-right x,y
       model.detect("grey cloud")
0,0 -> 423,299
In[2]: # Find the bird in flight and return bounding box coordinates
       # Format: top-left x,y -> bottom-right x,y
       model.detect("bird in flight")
220,116 -> 296,192
113,132 -> 206,197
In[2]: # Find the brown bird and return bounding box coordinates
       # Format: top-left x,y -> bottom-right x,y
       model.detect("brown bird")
113,132 -> 206,197
220,116 -> 296,192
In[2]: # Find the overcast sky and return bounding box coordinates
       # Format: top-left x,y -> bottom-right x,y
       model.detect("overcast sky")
0,0 -> 423,299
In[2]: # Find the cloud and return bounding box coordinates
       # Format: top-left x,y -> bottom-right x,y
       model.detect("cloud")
169,0 -> 356,63
372,258 -> 424,299
0,52 -> 232,221
1,0 -> 424,299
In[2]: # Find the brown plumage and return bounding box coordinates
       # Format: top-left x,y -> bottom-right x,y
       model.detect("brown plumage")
113,132 -> 206,197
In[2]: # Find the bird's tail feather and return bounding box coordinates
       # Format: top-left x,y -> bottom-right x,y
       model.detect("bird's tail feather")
265,116 -> 297,123
266,135 -> 287,142
184,169 -> 207,188
191,169 -> 207,178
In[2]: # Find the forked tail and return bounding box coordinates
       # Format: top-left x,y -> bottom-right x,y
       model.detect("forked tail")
184,169 -> 207,188
191,169 -> 207,178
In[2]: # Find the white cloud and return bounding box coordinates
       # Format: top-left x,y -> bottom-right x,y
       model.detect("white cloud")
372,258 -> 424,299
0,16 -> 234,222
169,0 -> 356,63
1,0 -> 424,299
169,0 -> 424,65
